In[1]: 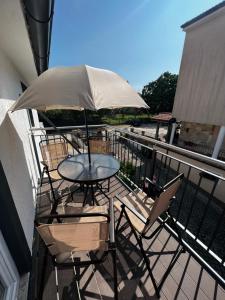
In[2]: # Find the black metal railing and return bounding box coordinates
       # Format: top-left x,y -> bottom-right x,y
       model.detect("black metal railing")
177,139 -> 225,161
112,129 -> 225,286
30,125 -> 225,286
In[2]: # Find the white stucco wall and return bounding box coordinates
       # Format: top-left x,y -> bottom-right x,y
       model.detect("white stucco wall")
173,8 -> 225,126
0,49 -> 39,249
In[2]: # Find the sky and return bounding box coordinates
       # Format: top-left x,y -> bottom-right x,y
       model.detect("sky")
50,0 -> 221,91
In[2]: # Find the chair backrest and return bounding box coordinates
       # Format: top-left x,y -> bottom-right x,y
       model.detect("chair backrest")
40,138 -> 68,170
143,174 -> 183,233
37,216 -> 109,256
89,139 -> 111,154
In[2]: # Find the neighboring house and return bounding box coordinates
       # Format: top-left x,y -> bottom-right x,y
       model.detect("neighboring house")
0,1 -> 53,299
172,1 -> 225,159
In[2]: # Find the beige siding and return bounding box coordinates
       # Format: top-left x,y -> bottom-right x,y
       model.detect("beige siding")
173,9 -> 225,126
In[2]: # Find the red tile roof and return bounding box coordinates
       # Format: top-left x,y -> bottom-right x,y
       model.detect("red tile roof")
151,112 -> 172,122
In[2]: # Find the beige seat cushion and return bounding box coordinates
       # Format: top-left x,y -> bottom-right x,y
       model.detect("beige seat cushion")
114,192 -> 154,233
115,177 -> 182,235
37,205 -> 109,258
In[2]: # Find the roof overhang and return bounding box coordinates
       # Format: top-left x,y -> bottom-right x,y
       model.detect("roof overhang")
182,1 -> 225,32
0,0 -> 37,85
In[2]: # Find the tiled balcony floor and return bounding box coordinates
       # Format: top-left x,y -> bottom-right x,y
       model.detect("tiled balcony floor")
29,176 -> 225,300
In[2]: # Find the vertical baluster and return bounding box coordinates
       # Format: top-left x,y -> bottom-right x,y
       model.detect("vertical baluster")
131,141 -> 134,167
194,179 -> 218,241
175,165 -> 191,221
165,157 -> 172,183
157,153 -> 164,182
134,143 -> 138,185
184,175 -> 202,231
112,133 -> 115,156
127,139 -> 130,164
176,161 -> 181,174
206,203 -> 225,252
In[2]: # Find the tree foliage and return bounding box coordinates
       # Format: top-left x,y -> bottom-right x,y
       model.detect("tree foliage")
141,72 -> 178,114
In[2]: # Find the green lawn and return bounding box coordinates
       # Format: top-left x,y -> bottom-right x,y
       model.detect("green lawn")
101,113 -> 151,125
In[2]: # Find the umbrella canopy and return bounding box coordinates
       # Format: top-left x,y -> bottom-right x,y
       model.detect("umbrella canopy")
11,65 -> 148,112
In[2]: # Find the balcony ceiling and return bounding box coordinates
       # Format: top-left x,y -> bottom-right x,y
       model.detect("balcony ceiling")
0,0 -> 37,86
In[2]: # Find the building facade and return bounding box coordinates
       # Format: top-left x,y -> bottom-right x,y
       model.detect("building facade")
172,2 -> 225,159
0,1 -> 53,299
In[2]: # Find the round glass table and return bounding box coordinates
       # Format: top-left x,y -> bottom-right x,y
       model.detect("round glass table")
57,153 -> 120,205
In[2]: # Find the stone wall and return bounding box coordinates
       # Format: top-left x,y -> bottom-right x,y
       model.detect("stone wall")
178,122 -> 225,158
180,122 -> 219,146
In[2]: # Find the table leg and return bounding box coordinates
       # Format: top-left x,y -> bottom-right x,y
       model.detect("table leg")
83,184 -> 89,206
97,183 -> 110,200
90,184 -> 95,206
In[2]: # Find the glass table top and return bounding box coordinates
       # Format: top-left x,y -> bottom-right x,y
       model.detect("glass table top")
57,154 -> 120,183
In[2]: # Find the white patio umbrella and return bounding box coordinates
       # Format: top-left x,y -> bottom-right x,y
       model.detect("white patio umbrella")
11,65 -> 149,164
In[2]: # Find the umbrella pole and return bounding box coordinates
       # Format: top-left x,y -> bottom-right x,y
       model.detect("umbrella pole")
38,111 -> 81,153
84,109 -> 91,166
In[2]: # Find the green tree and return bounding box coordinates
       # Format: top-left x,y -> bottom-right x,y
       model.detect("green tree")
141,72 -> 178,114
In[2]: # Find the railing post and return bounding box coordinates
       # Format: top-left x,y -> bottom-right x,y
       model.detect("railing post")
212,126 -> 225,159
30,132 -> 42,178
155,122 -> 160,140
149,149 -> 157,180
169,122 -> 177,144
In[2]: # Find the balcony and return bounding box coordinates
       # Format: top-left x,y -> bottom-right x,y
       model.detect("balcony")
29,126 -> 225,299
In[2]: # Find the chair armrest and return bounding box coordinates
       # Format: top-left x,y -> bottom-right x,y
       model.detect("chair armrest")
35,212 -> 110,225
109,198 -> 115,244
40,160 -> 48,168
114,194 -> 147,224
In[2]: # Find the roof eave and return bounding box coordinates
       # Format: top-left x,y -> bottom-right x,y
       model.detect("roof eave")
181,1 -> 225,31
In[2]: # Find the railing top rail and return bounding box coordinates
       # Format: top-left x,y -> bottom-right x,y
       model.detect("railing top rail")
156,150 -> 225,181
114,128 -> 225,172
114,133 -> 154,151
30,124 -> 108,132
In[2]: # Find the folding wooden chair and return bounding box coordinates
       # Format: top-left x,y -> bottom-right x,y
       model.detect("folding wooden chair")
39,137 -> 73,213
114,173 -> 184,298
36,199 -> 118,299
89,139 -> 111,155
89,139 -> 112,192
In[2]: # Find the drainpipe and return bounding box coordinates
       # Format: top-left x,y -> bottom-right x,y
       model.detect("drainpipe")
212,126 -> 225,159
22,0 -> 54,74
169,122 -> 177,144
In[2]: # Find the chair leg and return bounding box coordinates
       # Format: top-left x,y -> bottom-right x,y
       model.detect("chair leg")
47,171 -> 59,214
108,178 -> 110,192
111,249 -> 118,300
83,184 -> 89,206
123,209 -> 160,298
40,168 -> 45,188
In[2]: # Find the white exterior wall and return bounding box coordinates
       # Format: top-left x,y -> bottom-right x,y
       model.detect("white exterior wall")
173,7 -> 225,126
0,49 -> 39,249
